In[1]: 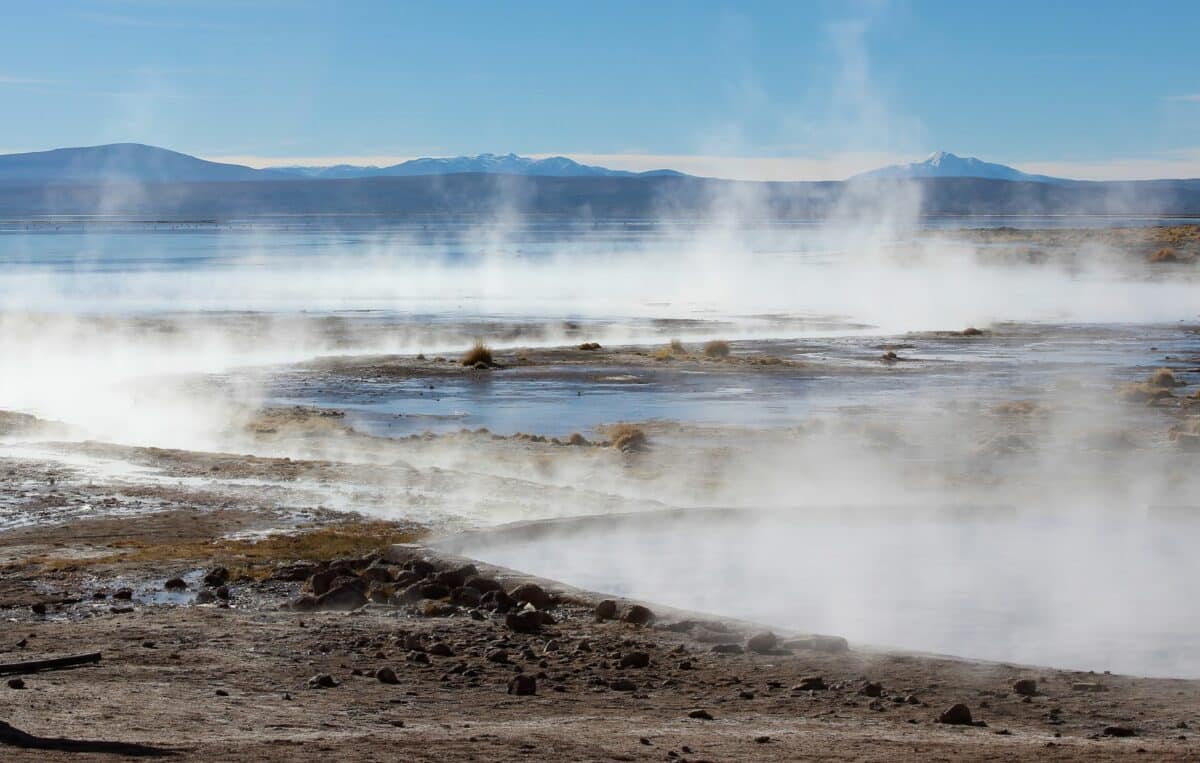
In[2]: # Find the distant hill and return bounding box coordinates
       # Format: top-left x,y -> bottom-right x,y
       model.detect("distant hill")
276,152 -> 684,179
0,144 -> 682,184
0,143 -> 290,184
854,151 -> 1064,184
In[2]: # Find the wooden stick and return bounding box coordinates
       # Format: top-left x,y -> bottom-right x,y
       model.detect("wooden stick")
0,652 -> 101,675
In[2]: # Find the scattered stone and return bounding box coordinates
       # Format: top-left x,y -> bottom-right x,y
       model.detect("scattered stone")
194,590 -> 217,605
509,583 -> 552,610
711,644 -> 744,655
464,576 -> 502,594
203,567 -> 230,587
796,676 -> 827,691
376,667 -> 399,685
620,651 -> 650,669
215,689 -> 229,697
1013,678 -> 1038,696
436,564 -> 478,589
1104,726 -> 1137,738
359,565 -> 394,585
594,600 -> 618,621
479,590 -> 515,613
215,585 -> 231,601
688,709 -> 714,720
30,603 -> 46,616
746,631 -> 777,654
486,649 -> 510,664
860,681 -> 883,697
609,679 -> 637,692
755,736 -> 771,744
505,610 -> 543,634
1072,682 -> 1107,692
428,642 -> 454,657
419,582 -> 451,600
622,605 -> 655,626
677,660 -> 693,670
7,678 -> 25,689
314,581 -> 368,611
508,675 -> 537,696
164,577 -> 187,590
307,674 -> 337,689
938,704 -> 974,726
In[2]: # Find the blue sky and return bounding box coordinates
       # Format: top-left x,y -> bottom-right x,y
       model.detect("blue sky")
2,0 -> 1199,179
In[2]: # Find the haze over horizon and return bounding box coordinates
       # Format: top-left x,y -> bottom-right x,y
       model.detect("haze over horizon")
3,1 -> 1199,181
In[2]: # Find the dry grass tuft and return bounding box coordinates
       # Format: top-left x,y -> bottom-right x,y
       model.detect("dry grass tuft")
703,340 -> 731,358
461,341 -> 493,367
567,432 -> 590,446
669,338 -> 686,354
601,423 -> 648,452
652,347 -> 674,361
36,521 -> 424,574
1149,367 -> 1183,388
994,400 -> 1042,416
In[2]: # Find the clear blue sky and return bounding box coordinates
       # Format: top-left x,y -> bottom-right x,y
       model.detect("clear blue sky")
2,0 -> 1198,179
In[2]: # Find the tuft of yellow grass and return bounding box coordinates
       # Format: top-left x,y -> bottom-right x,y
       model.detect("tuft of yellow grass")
461,341 -> 494,367
703,340 -> 731,358
601,423 -> 648,452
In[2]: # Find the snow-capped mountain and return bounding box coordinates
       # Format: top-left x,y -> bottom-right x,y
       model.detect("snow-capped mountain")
278,153 -> 683,179
852,151 -> 1064,183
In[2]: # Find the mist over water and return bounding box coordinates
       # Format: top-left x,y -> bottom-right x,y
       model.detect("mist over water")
3,217 -> 1200,677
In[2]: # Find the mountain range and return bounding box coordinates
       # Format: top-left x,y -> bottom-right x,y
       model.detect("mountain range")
0,144 -> 681,184
1,143 -> 1198,219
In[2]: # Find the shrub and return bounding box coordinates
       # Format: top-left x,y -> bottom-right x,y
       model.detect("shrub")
567,432 -> 590,446
703,340 -> 731,358
1149,367 -> 1182,388
669,338 -> 686,354
602,423 -> 648,452
461,341 -> 493,367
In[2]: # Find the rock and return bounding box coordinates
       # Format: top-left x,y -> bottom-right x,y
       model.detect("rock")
196,590 -> 218,605
755,736 -> 771,744
428,642 -> 453,657
405,559 -> 437,577
594,599 -> 618,621
781,635 -> 849,653
113,589 -> 133,600
7,678 -> 25,689
376,667 -> 399,684
307,673 -> 337,689
938,704 -> 974,726
215,689 -> 229,697
451,587 -> 481,608
306,569 -> 340,596
359,565 -> 394,585
479,589 -> 515,613
1071,682 -> 1107,692
620,651 -> 650,669
505,610 -> 543,634
508,675 -> 537,696
463,575 -> 502,594
688,709 -> 714,720
314,581 -> 368,611
30,602 -> 46,616
215,585 -> 231,601
418,582 -> 450,600
203,567 -> 230,587
486,648 -> 510,664
859,681 -> 883,697
711,644 -> 744,655
622,604 -> 655,626
746,631 -> 777,654
509,583 -> 552,610
677,660 -> 693,670
795,676 -> 827,691
436,564 -> 478,589
271,562 -> 318,582
164,577 -> 187,590
1104,726 -> 1136,737
418,600 -> 455,617
1013,678 -> 1038,696
609,678 -> 637,692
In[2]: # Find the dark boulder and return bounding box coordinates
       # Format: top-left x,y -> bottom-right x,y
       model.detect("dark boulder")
622,605 -> 655,626
509,583 -> 552,610
508,675 -> 537,696
746,631 -> 777,654
938,704 -> 974,726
